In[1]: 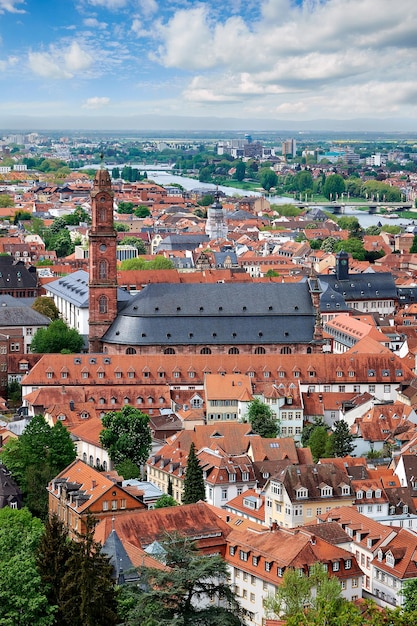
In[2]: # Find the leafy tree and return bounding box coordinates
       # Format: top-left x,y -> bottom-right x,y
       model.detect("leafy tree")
293,170 -> 313,192
337,216 -> 362,238
0,507 -> 55,626
31,319 -> 84,353
0,193 -> 14,207
323,174 -> 345,200
1,415 -> 76,518
117,201 -> 135,214
120,256 -> 174,270
247,398 -> 279,438
259,167 -> 278,191
119,531 -> 242,626
308,426 -> 330,462
111,167 -> 120,179
265,562 -> 351,626
410,235 -> 417,254
402,578 -> 417,613
115,458 -> 141,480
154,494 -> 178,508
32,296 -> 60,320
334,238 -> 366,260
234,161 -> 246,181
365,225 -> 381,235
7,380 -> 21,406
134,205 -> 151,218
120,236 -> 147,254
60,515 -> 118,626
265,269 -> 279,277
100,405 -> 152,474
115,222 -> 130,232
321,236 -> 339,252
183,442 -> 206,504
198,193 -> 215,206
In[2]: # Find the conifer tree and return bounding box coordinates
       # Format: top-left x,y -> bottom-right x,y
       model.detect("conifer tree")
59,515 -> 118,626
36,514 -> 72,625
182,442 -> 206,504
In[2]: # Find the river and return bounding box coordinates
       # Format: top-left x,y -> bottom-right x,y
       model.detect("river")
145,171 -> 415,229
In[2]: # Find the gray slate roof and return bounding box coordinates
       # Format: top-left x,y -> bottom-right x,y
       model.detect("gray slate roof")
318,271 -> 397,302
45,270 -> 131,309
0,300 -> 50,326
102,282 -> 316,346
101,529 -> 139,583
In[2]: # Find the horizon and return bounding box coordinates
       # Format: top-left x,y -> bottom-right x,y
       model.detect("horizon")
1,1 -> 417,131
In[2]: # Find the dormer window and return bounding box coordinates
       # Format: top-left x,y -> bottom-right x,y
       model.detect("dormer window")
366,490 -> 372,499
321,486 -> 333,497
375,489 -> 381,498
378,549 -> 383,561
341,485 -> 350,495
296,488 -> 308,499
386,552 -> 395,567
357,490 -> 363,499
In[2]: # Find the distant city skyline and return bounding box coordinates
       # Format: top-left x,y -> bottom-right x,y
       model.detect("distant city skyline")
1,0 -> 417,131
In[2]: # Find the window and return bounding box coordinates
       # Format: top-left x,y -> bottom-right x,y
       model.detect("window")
345,559 -> 351,570
250,593 -> 255,603
99,260 -> 108,280
338,385 -> 345,393
229,546 -> 236,556
332,561 -> 340,571
228,347 -> 239,354
99,295 -> 108,314
369,384 -> 375,393
240,550 -> 248,562
265,562 -> 271,572
252,555 -> 259,566
222,489 -> 227,500
352,578 -> 358,588
384,385 -> 391,393
200,347 -> 211,354
102,501 -> 109,511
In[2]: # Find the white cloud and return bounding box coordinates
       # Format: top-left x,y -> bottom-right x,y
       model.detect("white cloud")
0,0 -> 25,14
87,0 -> 127,8
138,0 -> 157,17
28,41 -> 94,79
82,96 -> 110,109
83,17 -> 107,30
131,18 -> 143,36
0,55 -> 18,72
151,0 -> 417,120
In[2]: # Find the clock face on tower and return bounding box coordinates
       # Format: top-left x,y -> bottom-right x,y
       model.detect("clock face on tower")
341,259 -> 347,265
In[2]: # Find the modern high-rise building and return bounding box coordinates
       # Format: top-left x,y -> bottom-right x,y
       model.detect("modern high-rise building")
281,138 -> 297,159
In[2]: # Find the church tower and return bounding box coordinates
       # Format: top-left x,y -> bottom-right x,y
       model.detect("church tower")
88,168 -> 118,352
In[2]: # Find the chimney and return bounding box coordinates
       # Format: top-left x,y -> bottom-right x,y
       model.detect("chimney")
310,535 -> 316,545
270,521 -> 278,532
92,480 -> 97,489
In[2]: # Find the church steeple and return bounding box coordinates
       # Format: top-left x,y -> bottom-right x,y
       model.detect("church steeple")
88,167 -> 118,352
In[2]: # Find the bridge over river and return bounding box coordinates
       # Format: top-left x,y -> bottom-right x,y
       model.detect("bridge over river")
294,201 -> 414,215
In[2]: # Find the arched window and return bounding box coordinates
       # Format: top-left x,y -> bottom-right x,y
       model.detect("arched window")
281,347 -> 292,354
96,458 -> 100,468
99,295 -> 108,314
228,347 -> 239,355
254,346 -> 266,354
83,452 -> 87,463
99,207 -> 107,222
103,460 -> 107,471
99,260 -> 108,280
164,347 -> 175,354
200,347 -> 212,354
159,397 -> 164,404
89,455 -> 94,466
126,347 -> 137,355
306,347 -> 312,354
137,397 -> 143,404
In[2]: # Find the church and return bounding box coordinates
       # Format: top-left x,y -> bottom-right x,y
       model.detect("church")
88,168 -> 324,356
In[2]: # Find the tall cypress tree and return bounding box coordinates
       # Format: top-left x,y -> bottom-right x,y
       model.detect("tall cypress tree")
182,442 -> 206,504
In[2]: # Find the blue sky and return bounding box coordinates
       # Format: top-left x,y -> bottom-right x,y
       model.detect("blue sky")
1,0 -> 417,130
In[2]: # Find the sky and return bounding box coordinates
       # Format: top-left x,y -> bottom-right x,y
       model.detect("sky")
0,0 -> 417,131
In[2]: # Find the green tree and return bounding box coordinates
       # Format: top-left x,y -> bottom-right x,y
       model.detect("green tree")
321,236 -> 339,252
119,531 -> 242,626
308,426 -> 330,462
60,515 -> 118,626
36,514 -> 73,625
32,296 -> 60,320
332,420 -> 355,457
334,238 -> 366,260
265,562 -> 352,626
323,174 -> 345,200
183,442 -> 206,504
0,193 -> 14,207
293,170 -> 313,193
234,161 -> 246,181
337,216 -> 362,238
0,507 -> 55,626
1,415 -> 76,518
259,167 -> 278,191
134,205 -> 151,218
120,236 -> 147,254
154,494 -> 178,508
410,235 -> 417,254
402,578 -> 417,613
117,201 -> 135,214
111,167 -> 120,179
99,405 -> 152,475
31,319 -> 84,353
247,398 -> 279,438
